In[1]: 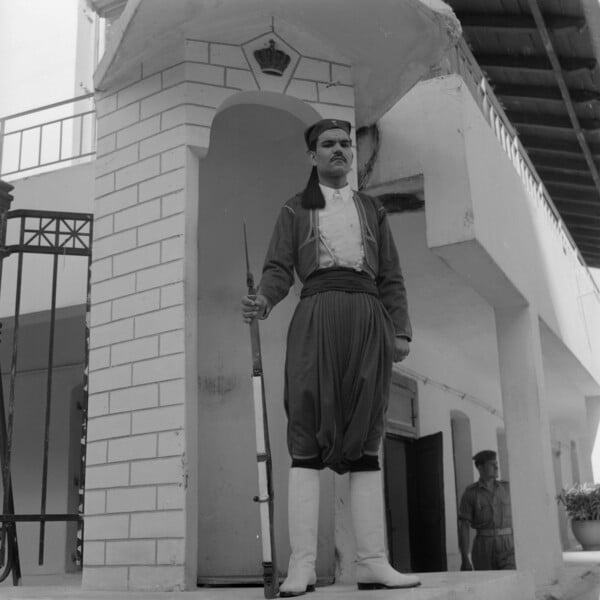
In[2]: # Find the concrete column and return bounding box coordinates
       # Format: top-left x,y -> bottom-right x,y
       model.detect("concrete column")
585,396 -> 600,481
494,305 -> 562,587
83,44 -> 209,591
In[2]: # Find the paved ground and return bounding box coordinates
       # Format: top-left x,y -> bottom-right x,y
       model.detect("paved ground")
1,553 -> 600,600
0,571 -> 534,600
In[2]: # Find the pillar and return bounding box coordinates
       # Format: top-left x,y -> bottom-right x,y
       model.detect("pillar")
585,396 -> 600,481
494,305 -> 562,586
83,47 -> 207,591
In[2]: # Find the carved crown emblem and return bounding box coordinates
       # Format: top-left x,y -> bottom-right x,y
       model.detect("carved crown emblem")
253,39 -> 291,77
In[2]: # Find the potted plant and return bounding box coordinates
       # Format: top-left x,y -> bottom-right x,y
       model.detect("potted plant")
557,483 -> 600,550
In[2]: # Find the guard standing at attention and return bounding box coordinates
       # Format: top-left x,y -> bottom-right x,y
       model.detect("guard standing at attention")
242,118 -> 418,596
458,450 -> 515,571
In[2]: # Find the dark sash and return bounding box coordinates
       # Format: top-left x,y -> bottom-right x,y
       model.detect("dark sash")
300,267 -> 378,298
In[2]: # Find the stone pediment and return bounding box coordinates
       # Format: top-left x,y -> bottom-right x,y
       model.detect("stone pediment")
93,0 -> 460,125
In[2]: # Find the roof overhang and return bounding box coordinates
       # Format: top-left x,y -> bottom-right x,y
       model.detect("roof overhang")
93,0 -> 461,125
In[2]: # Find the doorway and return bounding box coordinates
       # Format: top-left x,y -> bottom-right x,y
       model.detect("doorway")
384,432 -> 447,573
195,98 -> 333,585
383,375 -> 446,572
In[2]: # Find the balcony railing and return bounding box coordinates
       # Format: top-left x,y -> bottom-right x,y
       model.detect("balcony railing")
0,94 -> 96,180
446,37 -> 600,297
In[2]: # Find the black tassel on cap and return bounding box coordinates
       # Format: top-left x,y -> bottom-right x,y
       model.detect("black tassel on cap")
301,166 -> 325,210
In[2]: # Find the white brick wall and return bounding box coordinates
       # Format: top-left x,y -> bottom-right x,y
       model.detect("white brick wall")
295,57 -> 330,81
110,384 -> 159,413
185,39 -> 209,62
130,510 -> 185,538
112,289 -> 160,320
117,116 -> 161,148
87,413 -> 131,441
209,43 -> 247,68
159,378 -> 185,406
88,393 -> 109,418
86,29 -> 354,591
131,405 -> 184,434
87,441 -> 108,465
83,566 -> 129,590
106,540 -> 156,565
95,187 -> 138,218
86,464 -> 130,490
157,539 -> 184,564
157,484 -> 184,509
88,54 -> 193,591
106,486 -> 157,513
130,456 -> 182,485
83,541 -> 106,565
112,337 -> 159,365
85,490 -> 107,514
108,434 -> 157,462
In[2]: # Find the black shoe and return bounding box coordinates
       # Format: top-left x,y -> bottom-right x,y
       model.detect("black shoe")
357,580 -> 422,590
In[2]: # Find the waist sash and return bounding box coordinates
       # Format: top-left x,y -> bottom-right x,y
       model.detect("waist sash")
476,528 -> 513,537
301,268 -> 377,299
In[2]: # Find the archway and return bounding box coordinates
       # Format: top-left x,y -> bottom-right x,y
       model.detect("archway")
195,95 -> 336,584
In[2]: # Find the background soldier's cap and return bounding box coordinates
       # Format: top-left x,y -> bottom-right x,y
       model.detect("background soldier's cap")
473,450 -> 496,466
304,118 -> 352,150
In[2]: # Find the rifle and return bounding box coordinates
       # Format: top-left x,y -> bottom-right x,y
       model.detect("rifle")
244,224 -> 279,599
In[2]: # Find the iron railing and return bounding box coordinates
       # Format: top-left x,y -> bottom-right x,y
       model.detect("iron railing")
0,199 -> 93,583
446,37 -> 600,297
0,94 -> 96,180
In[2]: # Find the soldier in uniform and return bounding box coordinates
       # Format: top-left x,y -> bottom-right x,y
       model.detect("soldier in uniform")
242,118 -> 418,595
458,450 -> 515,570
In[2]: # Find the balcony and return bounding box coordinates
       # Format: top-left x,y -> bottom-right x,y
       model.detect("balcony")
371,38 -> 600,381
0,94 -> 96,181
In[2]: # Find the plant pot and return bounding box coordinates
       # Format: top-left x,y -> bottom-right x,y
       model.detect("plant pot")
571,520 -> 600,550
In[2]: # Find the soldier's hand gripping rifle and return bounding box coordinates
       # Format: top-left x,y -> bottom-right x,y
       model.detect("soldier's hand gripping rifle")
244,224 -> 279,599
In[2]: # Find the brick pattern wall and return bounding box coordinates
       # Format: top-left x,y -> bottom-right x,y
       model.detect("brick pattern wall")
84,35 -> 353,591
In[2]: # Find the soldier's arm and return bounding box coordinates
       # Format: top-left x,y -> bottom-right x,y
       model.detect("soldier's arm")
458,520 -> 473,571
458,489 -> 474,571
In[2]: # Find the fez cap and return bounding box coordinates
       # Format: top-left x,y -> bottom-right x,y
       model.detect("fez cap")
304,118 -> 352,150
473,450 -> 496,466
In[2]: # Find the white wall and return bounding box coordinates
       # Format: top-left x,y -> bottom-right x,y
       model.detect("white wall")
373,75 -> 600,570
375,75 -> 600,391
390,210 -> 504,570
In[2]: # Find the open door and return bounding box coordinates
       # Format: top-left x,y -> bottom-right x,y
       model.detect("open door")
383,435 -> 412,572
384,431 -> 446,573
408,432 -> 446,572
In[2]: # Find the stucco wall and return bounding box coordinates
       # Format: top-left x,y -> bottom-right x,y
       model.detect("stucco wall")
390,210 -> 504,570
374,75 -> 600,389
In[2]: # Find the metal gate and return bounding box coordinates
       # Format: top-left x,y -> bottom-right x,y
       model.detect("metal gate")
0,180 -> 92,584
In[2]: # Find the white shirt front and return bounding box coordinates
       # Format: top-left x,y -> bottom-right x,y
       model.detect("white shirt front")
317,184 -> 364,271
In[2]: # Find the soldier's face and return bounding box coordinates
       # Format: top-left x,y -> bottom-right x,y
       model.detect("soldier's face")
310,128 -> 353,181
480,460 -> 499,480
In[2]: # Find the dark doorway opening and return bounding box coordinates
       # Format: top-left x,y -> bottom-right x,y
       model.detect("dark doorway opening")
384,431 -> 447,573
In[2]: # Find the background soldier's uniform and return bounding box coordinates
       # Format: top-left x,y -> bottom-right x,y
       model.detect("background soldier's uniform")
459,480 -> 516,569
